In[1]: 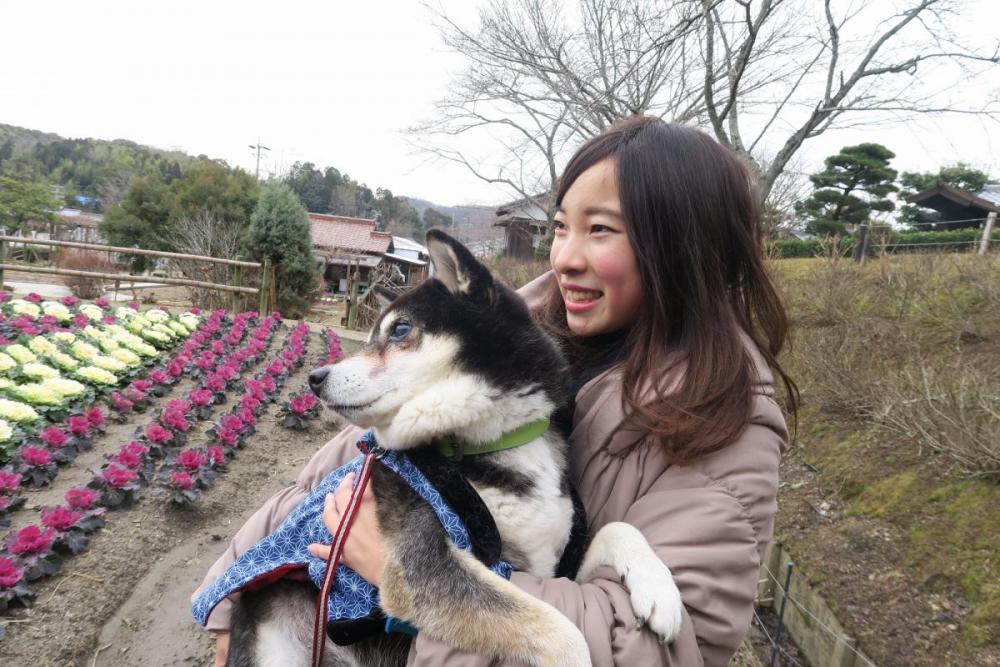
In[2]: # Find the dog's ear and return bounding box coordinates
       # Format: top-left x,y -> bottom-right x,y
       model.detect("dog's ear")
372,285 -> 397,311
425,229 -> 495,300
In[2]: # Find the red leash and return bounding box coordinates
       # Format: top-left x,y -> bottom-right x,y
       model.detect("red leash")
311,451 -> 376,667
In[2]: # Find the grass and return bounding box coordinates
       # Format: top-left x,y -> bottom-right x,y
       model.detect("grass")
773,249 -> 1000,653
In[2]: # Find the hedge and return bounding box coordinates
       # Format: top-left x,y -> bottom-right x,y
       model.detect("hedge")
769,229 -> 1000,259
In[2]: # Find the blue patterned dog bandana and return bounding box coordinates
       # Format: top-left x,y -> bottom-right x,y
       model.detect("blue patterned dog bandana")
191,431 -> 513,633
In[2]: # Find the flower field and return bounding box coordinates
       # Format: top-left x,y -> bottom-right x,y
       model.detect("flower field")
0,293 -> 352,662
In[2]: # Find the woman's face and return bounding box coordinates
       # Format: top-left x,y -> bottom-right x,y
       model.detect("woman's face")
550,158 -> 643,337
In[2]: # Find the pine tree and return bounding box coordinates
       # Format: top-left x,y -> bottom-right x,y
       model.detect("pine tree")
795,143 -> 897,236
243,184 -> 317,317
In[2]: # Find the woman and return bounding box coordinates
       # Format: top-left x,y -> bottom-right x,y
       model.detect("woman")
195,116 -> 796,666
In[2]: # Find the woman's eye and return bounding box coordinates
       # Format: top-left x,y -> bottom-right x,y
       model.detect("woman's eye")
552,220 -> 566,232
388,321 -> 412,341
591,224 -> 610,233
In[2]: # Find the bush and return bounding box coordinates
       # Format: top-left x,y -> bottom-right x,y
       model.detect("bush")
480,255 -> 549,289
55,249 -> 114,298
769,229 -> 999,258
878,363 -> 1000,480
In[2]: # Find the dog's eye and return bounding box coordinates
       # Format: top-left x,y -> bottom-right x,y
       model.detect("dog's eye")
388,321 -> 412,342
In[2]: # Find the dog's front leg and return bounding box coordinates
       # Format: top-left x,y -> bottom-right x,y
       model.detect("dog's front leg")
576,522 -> 684,643
374,470 -> 591,667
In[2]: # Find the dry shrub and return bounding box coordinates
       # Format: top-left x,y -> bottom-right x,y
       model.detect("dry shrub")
785,321 -> 910,418
172,212 -> 254,311
799,237 -> 869,325
480,255 -> 549,289
877,362 -> 1000,480
55,249 -> 115,298
909,253 -> 1000,342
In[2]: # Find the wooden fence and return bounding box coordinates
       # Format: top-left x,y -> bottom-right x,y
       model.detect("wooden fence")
0,236 -> 274,315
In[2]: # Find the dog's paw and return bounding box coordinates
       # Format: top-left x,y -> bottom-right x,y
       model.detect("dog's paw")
624,560 -> 684,643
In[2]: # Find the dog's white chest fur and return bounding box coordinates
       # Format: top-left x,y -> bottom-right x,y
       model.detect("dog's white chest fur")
471,438 -> 574,577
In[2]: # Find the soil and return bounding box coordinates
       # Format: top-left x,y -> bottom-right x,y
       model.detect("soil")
770,419 -> 1000,667
0,328 -> 361,667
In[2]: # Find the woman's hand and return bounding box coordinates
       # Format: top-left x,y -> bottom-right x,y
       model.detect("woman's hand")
308,472 -> 386,587
213,631 -> 229,667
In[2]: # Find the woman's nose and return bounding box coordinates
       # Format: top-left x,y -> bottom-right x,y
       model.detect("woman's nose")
550,234 -> 587,275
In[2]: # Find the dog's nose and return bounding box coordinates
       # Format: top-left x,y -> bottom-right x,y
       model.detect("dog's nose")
308,368 -> 329,394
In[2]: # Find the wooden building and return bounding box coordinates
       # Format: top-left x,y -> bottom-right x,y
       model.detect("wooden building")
493,195 -> 550,260
905,184 -> 1000,229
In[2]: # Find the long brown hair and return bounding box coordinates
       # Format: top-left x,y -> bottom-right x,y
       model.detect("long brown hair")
543,116 -> 798,463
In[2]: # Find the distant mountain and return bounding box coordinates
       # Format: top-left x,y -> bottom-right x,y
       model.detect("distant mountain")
0,124 -> 63,154
402,197 -> 500,243
0,123 -> 204,209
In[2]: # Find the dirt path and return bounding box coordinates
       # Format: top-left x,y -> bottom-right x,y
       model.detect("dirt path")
0,329 -> 360,667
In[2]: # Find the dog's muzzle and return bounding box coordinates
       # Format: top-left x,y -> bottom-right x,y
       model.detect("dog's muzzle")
308,367 -> 329,395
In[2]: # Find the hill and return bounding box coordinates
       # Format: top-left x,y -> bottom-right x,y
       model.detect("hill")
402,197 -> 499,243
0,123 -> 203,209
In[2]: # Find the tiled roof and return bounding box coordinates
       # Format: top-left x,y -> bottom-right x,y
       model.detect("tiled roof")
308,213 -> 392,255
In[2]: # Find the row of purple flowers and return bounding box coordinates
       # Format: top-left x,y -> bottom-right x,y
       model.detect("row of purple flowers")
1,310 -> 228,505
0,318 -> 322,619
95,312 -> 286,508
278,328 -> 344,430
0,313 -> 292,610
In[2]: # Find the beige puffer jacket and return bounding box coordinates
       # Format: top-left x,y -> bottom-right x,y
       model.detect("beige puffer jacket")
193,273 -> 789,667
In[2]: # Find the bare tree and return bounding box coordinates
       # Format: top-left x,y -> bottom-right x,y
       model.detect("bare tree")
172,211 -> 255,310
417,0 -> 999,204
699,0 -> 1000,198
414,0 -> 705,208
97,170 -> 133,210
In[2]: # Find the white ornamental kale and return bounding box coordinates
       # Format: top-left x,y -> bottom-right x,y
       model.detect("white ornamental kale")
10,300 -> 41,317
12,383 -> 66,407
48,351 -> 79,372
0,398 -> 41,422
144,309 -> 169,323
39,377 -> 87,398
0,353 -> 16,373
21,363 -> 60,381
41,301 -> 71,322
76,366 -> 118,386
70,341 -> 100,362
27,337 -> 57,356
5,345 -> 37,365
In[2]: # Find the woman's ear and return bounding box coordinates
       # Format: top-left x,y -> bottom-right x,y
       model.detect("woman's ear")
425,229 -> 495,301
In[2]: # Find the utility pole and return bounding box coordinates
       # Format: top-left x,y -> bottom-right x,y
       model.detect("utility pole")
248,138 -> 270,180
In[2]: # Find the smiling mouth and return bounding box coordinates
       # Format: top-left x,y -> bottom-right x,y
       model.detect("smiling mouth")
565,289 -> 603,302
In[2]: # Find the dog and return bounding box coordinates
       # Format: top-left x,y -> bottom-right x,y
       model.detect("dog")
225,230 -> 683,666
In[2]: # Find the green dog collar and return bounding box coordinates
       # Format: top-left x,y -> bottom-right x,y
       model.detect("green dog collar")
435,418 -> 551,460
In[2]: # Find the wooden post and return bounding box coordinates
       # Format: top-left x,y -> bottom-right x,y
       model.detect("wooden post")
0,237 -> 5,289
853,223 -> 870,264
232,265 -> 242,313
269,263 -> 277,311
979,212 -> 997,256
259,258 -> 271,316
347,261 -> 359,330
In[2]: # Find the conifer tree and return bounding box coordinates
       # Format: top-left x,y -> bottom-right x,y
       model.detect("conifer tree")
243,184 -> 317,317
795,144 -> 897,237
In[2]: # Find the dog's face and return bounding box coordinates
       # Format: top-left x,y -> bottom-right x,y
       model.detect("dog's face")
309,230 -> 567,448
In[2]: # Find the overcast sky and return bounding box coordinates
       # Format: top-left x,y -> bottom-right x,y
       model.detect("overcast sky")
2,0 -> 999,207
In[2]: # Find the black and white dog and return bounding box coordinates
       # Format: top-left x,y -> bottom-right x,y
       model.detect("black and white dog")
227,230 -> 682,667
